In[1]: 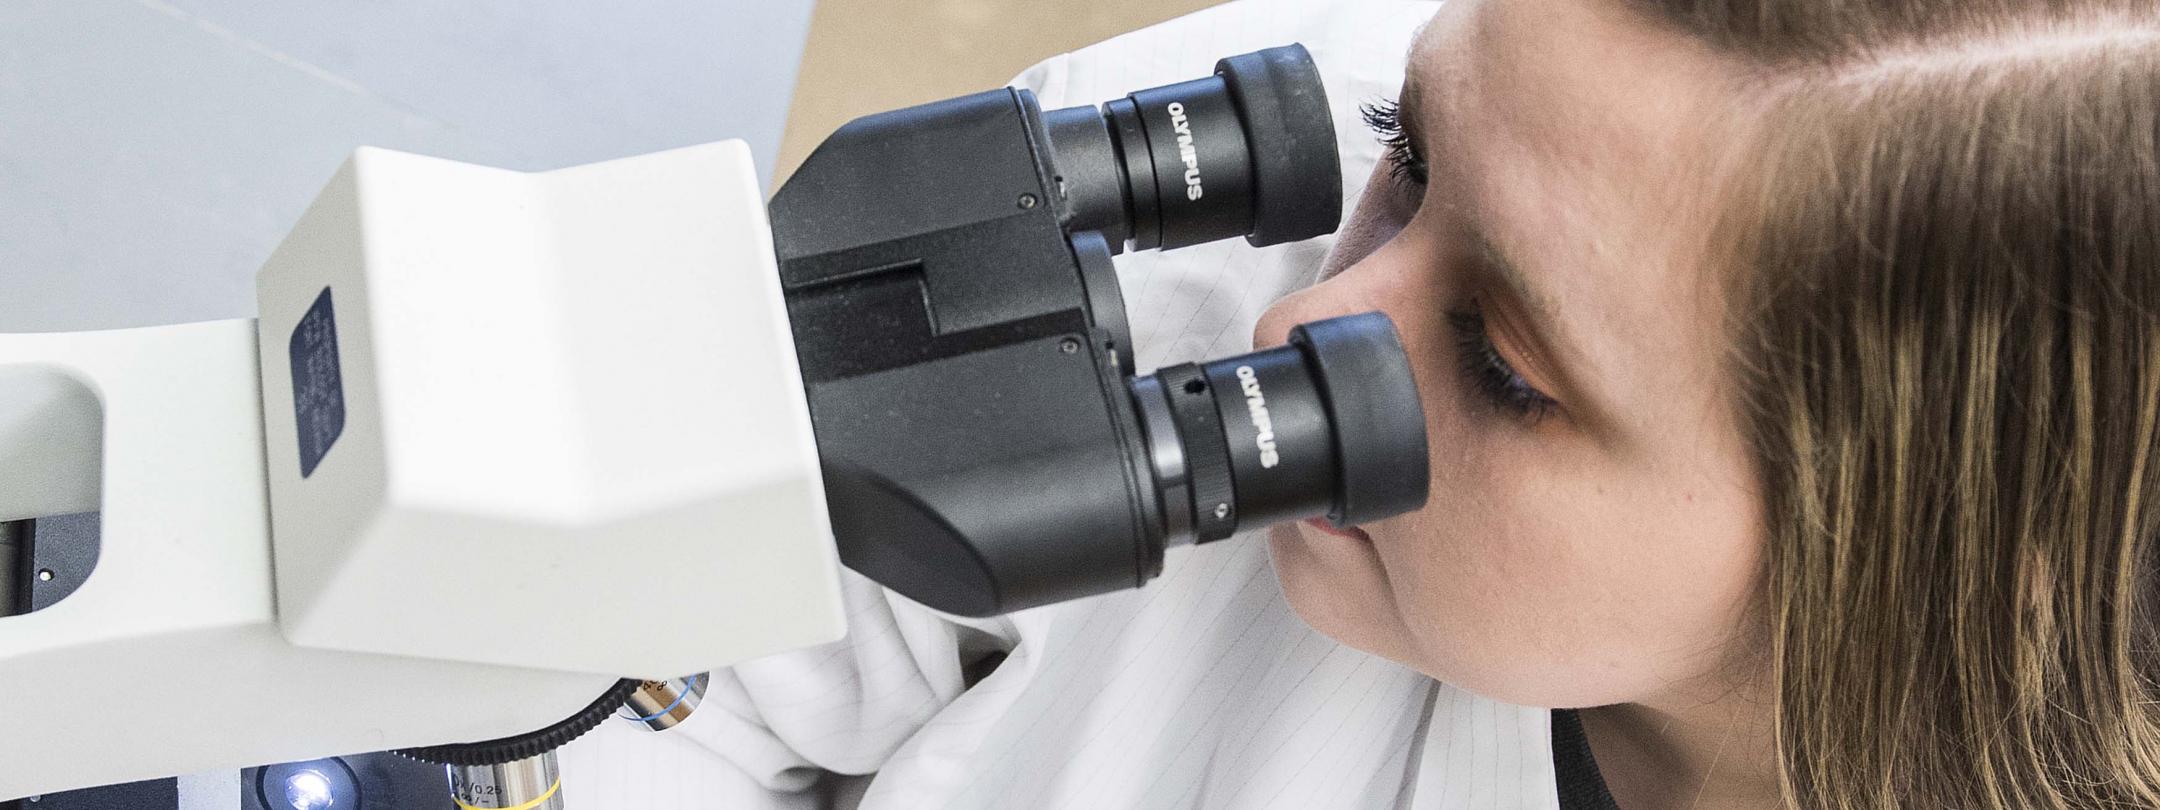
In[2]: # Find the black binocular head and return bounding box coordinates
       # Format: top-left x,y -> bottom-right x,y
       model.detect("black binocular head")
769,44 -> 1430,617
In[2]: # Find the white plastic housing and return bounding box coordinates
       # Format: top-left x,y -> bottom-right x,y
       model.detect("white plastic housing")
0,319 -> 615,800
255,142 -> 845,678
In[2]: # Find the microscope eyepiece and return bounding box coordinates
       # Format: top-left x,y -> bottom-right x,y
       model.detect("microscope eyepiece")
1130,312 -> 1428,548
1043,43 -> 1342,252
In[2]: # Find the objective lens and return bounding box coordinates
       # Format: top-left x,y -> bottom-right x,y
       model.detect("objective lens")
1129,312 -> 1429,546
446,753 -> 563,810
618,673 -> 707,732
1044,43 -> 1343,253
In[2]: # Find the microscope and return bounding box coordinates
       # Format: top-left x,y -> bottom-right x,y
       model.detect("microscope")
0,44 -> 1427,808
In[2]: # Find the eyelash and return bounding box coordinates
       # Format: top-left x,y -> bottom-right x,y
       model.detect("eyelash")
1365,99 -> 1552,424
1447,301 -> 1559,424
1360,98 -> 1429,187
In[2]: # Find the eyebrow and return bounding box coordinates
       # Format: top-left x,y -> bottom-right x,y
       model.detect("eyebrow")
1400,62 -> 1563,329
1402,53 -> 1598,417
1469,227 -> 1562,330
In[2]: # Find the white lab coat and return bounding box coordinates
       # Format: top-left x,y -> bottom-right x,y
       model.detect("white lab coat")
560,2 -> 1563,807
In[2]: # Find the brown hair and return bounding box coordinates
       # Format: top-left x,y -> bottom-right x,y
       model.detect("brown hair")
1640,1 -> 2160,806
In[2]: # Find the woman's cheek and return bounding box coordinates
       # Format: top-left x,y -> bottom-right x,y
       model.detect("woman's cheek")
1357,320 -> 1638,703
1376,462 -> 1625,704
1378,419 -> 1730,707
1362,395 -> 1520,677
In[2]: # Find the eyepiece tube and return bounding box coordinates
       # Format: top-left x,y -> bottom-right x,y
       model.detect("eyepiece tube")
1130,312 -> 1428,546
1044,43 -> 1343,253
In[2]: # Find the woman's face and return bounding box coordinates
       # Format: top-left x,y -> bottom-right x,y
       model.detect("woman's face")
1256,0 -> 1766,707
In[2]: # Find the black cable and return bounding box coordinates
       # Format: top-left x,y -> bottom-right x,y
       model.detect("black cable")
394,679 -> 639,767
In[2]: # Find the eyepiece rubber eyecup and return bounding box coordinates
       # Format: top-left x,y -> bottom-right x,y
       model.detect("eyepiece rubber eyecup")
1215,44 -> 1343,248
1289,312 -> 1430,526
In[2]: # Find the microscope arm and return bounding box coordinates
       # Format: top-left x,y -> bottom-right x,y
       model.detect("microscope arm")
0,319 -> 612,800
0,141 -> 850,801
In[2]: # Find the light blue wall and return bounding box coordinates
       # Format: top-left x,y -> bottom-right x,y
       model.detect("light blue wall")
0,0 -> 817,331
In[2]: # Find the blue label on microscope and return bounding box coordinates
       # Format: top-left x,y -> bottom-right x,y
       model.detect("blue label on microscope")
290,286 -> 346,478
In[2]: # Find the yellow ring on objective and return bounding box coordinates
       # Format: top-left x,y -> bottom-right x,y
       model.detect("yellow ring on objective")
453,777 -> 562,810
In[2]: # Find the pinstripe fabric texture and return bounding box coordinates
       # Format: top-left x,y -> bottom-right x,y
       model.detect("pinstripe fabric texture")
562,3 -> 1563,807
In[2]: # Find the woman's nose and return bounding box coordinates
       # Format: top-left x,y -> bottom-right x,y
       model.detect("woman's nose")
1252,153 -> 1422,352
1254,272 -> 1376,353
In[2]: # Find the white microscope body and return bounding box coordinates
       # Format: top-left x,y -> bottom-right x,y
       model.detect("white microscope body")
0,141 -> 848,800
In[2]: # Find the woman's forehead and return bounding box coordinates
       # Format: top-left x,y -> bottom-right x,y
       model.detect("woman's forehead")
1412,0 -> 1740,246
1410,0 -> 1753,433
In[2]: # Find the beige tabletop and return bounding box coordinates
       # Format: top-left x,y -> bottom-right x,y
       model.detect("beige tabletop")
776,0 -> 1224,187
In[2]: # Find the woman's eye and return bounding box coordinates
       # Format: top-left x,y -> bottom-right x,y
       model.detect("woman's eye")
1447,300 -> 1558,424
1361,98 -> 1429,188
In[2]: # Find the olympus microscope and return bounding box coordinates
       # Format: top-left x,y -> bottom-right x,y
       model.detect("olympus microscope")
0,44 -> 1429,809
